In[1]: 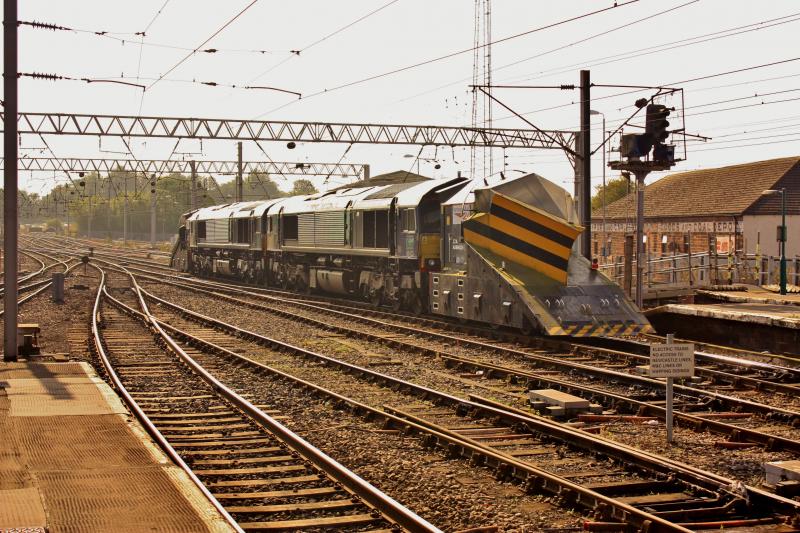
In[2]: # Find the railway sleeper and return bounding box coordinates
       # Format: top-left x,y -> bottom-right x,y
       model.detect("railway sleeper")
132,283 -> 800,528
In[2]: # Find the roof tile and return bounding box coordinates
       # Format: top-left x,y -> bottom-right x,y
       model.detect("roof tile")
594,156 -> 800,220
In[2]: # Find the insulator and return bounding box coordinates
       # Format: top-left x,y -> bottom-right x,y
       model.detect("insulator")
24,20 -> 67,31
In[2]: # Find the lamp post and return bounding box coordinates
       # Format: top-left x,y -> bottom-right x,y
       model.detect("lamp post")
590,110 -> 606,256
762,188 -> 787,295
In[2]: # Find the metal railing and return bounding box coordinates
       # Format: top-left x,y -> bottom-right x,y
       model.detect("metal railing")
598,251 -> 800,295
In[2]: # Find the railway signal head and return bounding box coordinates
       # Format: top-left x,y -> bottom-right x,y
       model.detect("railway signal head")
653,143 -> 676,164
646,104 -> 671,144
620,133 -> 653,159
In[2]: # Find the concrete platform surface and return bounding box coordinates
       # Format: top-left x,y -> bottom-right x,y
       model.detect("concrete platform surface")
647,301 -> 800,330
697,284 -> 800,307
0,361 -> 234,533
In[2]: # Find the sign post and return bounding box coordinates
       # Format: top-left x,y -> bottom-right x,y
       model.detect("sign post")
649,334 -> 694,443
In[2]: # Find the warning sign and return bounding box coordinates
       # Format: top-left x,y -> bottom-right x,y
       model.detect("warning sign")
649,343 -> 695,378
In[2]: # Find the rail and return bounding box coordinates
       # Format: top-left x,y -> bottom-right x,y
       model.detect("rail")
89,264 -> 244,533
95,263 -> 439,533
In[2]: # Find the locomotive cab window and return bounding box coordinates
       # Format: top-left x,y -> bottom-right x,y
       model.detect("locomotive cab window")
283,215 -> 299,241
196,221 -> 206,239
401,208 -> 416,232
234,218 -> 250,244
362,209 -> 389,248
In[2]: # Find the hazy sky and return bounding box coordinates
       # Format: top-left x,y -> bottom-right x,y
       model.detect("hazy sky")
7,0 -> 800,197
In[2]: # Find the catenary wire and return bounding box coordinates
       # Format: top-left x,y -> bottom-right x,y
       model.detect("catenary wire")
247,0 -> 403,84
256,0 -> 639,118
147,0 -> 261,90
395,0 -> 699,105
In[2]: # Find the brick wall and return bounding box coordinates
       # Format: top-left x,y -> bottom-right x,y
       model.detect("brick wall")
593,230 -> 735,261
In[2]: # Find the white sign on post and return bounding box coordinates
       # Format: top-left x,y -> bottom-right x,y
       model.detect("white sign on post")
649,343 -> 695,378
650,337 -> 694,444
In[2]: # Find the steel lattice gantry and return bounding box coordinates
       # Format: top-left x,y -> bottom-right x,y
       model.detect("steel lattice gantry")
9,157 -> 368,178
3,112 -> 576,149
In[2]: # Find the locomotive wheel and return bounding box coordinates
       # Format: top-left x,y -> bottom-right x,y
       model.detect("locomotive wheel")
409,294 -> 424,316
370,290 -> 383,307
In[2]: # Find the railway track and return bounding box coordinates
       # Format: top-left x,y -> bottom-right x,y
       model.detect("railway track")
0,248 -> 76,317
99,263 -> 800,531
124,270 -> 800,452
94,267 -> 439,533
64,247 -> 800,394
637,332 -> 800,368
30,239 -> 800,403
31,238 -> 800,455
24,235 -> 800,529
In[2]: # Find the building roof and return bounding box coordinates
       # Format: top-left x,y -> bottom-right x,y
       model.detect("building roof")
595,156 -> 800,220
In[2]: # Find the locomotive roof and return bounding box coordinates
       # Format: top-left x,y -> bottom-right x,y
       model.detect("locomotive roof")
280,177 -> 464,214
188,200 -> 269,221
442,172 -> 578,224
189,176 -> 467,221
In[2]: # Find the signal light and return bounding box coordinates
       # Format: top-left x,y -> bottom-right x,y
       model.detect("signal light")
653,143 -> 675,163
646,104 -> 671,144
620,134 -> 652,159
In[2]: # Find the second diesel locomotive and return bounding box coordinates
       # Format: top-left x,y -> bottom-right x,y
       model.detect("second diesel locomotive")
173,171 -> 651,337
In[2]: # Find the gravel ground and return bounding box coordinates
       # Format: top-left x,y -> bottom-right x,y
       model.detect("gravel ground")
104,275 -> 581,531
597,421 -> 795,487
175,334 -> 583,532
142,280 -> 800,489
0,262 -> 99,359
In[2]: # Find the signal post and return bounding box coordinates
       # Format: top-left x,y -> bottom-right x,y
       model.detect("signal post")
610,102 -> 677,308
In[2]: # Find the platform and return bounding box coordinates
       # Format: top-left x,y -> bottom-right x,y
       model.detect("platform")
0,361 -> 234,533
645,300 -> 800,355
697,284 -> 800,306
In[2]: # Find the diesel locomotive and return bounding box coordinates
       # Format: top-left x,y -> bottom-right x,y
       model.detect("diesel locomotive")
172,171 -> 651,337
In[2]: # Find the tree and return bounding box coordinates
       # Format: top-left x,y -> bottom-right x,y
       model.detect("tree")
591,175 -> 632,212
45,218 -> 62,232
291,179 -> 318,196
218,172 -> 283,200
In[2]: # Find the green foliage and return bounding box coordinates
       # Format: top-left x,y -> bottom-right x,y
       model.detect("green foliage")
216,172 -> 284,201
12,168 -> 315,238
291,179 -> 318,195
45,218 -> 62,232
591,176 -> 632,212
15,169 -> 217,238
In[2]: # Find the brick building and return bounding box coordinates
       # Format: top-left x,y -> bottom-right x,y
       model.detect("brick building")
591,156 -> 800,260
